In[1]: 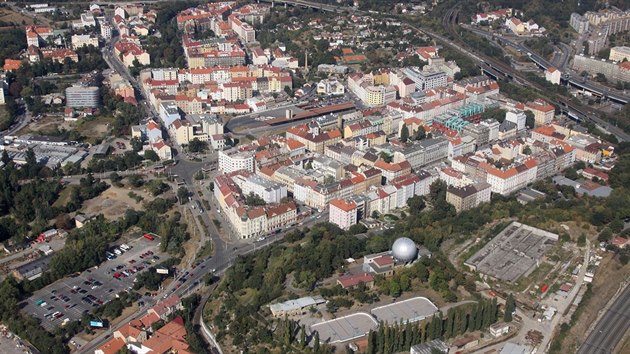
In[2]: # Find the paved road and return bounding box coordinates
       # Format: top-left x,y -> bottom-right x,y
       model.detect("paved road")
577,283 -> 630,354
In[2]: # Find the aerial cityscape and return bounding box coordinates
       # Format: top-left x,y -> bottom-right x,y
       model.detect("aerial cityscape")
0,0 -> 629,354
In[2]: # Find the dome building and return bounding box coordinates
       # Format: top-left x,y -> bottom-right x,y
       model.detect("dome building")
391,237 -> 418,263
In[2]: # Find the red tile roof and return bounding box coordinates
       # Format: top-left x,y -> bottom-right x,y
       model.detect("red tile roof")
330,199 -> 357,213
338,272 -> 374,288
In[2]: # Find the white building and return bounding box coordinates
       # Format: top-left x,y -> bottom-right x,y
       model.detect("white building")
317,78 -> 345,96
159,102 -> 181,127
505,110 -> 526,131
329,198 -> 358,230
100,23 -> 113,39
609,46 -> 630,62
239,174 -> 287,204
218,148 -> 255,173
544,67 -> 561,85
71,34 -> 99,49
401,67 -> 449,91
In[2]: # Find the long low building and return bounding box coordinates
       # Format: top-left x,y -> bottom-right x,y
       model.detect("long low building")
269,296 -> 326,317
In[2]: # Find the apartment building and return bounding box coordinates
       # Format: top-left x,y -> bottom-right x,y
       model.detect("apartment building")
286,123 -> 342,154
214,171 -> 297,239
573,53 -> 630,83
481,159 -> 538,195
609,46 -> 630,62
446,182 -> 492,212
329,198 -> 358,230
570,13 -> 590,33
347,73 -> 397,107
233,172 -> 287,204
544,67 -> 561,85
218,148 -> 255,173
393,137 -> 449,170
114,41 -> 150,67
159,102 -> 181,127
523,99 -> 555,126
401,67 -> 448,91
65,86 -> 100,108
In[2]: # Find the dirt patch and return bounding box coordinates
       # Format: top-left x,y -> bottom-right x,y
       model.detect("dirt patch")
16,115 -> 114,142
560,253 -> 630,352
81,186 -> 145,220
0,7 -> 37,26
75,116 -> 114,140
16,115 -> 71,136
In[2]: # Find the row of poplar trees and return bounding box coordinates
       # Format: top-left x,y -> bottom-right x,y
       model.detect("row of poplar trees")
365,298 -> 499,354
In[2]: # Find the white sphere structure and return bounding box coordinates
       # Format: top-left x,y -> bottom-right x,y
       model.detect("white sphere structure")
391,237 -> 418,262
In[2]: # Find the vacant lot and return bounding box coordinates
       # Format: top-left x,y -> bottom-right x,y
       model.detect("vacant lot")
16,115 -> 67,136
74,116 -> 114,140
0,7 -> 37,26
16,114 -> 113,143
82,186 -> 145,220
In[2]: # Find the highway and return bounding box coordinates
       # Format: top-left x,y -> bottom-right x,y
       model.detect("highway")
577,283 -> 630,354
462,25 -> 630,104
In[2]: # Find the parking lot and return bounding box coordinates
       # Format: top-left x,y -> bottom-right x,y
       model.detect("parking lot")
22,235 -> 165,331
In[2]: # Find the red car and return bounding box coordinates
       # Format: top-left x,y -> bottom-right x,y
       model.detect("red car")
143,234 -> 154,241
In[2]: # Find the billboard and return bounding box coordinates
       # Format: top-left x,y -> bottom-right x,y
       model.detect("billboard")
90,321 -> 104,328
156,268 -> 169,275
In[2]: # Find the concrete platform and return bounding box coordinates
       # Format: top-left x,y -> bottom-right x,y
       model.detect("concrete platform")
370,296 -> 438,324
310,312 -> 378,344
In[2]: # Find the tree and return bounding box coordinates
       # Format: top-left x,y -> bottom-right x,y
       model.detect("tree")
598,227 -> 613,242
400,124 -> 409,142
577,233 -> 587,247
348,223 -> 367,235
130,137 -> 143,152
144,150 -> 159,162
188,138 -> 208,153
413,126 -> 426,140
313,331 -> 320,352
389,279 -> 401,297
300,324 -> 306,348
524,111 -> 535,129
504,294 -> 515,322
1,151 -> 10,165
407,195 -> 426,213
177,186 -> 190,204
245,192 -> 266,206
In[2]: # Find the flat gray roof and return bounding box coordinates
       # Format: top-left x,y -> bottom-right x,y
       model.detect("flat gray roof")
370,297 -> 438,325
310,312 -> 378,344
